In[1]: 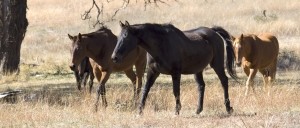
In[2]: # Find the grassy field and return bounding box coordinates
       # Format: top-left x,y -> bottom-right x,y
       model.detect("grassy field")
1,0 -> 300,127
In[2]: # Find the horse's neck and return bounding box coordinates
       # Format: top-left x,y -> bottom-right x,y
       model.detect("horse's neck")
243,37 -> 255,60
139,35 -> 164,59
86,37 -> 116,63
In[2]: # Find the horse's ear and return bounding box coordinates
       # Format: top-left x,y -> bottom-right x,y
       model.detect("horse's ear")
78,33 -> 82,41
119,21 -> 125,28
240,34 -> 244,39
125,21 -> 130,26
231,35 -> 236,41
68,34 -> 74,40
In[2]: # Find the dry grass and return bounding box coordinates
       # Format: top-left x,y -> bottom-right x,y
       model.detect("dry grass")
1,0 -> 300,127
1,70 -> 300,127
0,72 -> 300,127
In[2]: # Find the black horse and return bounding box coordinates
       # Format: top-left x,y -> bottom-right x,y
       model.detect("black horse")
73,57 -> 94,93
112,21 -> 237,115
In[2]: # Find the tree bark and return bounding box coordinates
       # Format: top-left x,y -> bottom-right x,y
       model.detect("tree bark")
0,0 -> 28,75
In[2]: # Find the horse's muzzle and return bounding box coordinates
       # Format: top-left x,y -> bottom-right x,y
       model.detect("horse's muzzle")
69,64 -> 76,71
111,56 -> 119,63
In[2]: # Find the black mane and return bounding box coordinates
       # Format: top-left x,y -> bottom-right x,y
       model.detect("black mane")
131,23 -> 190,41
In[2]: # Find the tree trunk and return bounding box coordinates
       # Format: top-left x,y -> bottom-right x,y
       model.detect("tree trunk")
0,0 -> 28,75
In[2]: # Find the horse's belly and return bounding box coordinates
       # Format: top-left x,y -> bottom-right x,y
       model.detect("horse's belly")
150,60 -> 211,75
181,61 -> 210,74
112,61 -> 135,72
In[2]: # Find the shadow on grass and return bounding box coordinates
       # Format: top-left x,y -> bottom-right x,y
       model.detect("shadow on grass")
0,82 -> 84,106
182,111 -> 257,119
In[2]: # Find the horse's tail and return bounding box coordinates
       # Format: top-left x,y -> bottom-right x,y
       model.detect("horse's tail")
211,26 -> 238,80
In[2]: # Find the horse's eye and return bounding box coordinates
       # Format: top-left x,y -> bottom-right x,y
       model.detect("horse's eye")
123,33 -> 128,37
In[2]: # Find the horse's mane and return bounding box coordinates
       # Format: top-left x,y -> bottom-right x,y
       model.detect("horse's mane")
132,23 -> 190,41
82,26 -> 112,38
95,26 -> 111,32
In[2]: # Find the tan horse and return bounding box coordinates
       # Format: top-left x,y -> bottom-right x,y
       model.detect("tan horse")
233,33 -> 279,95
68,27 -> 147,111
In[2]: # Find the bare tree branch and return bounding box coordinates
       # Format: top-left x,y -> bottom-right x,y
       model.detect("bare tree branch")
81,0 -> 174,28
81,0 -> 104,28
110,0 -> 130,22
144,0 -> 170,10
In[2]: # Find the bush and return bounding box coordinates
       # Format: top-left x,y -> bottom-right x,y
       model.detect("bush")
277,49 -> 300,71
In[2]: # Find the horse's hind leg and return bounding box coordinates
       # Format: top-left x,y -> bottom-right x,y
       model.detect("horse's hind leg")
267,61 -> 277,96
211,66 -> 233,114
194,72 -> 205,114
259,69 -> 269,93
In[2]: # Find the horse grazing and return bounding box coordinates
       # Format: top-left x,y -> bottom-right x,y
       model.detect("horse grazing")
112,21 -> 237,115
68,27 -> 147,111
233,33 -> 279,95
73,57 -> 94,93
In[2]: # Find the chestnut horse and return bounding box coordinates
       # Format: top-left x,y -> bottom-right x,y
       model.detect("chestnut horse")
233,33 -> 279,95
73,57 -> 94,93
112,21 -> 237,115
68,27 -> 147,111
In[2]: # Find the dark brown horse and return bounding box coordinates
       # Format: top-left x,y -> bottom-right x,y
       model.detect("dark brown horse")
68,27 -> 147,111
112,21 -> 237,115
233,33 -> 279,95
73,57 -> 94,93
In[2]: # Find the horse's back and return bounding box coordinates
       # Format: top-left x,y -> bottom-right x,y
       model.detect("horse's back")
257,33 -> 279,49
255,33 -> 279,54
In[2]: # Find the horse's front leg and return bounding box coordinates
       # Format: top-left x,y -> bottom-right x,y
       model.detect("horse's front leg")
139,68 -> 160,115
89,71 -> 95,93
194,72 -> 205,114
124,69 -> 137,105
82,72 -> 89,88
245,69 -> 257,96
74,70 -> 82,91
171,73 -> 182,115
94,71 -> 111,112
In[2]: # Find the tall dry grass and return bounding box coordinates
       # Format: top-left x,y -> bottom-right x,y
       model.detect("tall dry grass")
0,74 -> 300,127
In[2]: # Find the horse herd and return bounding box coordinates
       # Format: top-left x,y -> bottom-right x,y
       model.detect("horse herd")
68,21 -> 279,115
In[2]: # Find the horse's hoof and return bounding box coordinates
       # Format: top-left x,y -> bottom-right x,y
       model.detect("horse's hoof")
227,107 -> 234,114
196,108 -> 203,114
94,107 -> 98,112
103,103 -> 108,108
138,110 -> 143,115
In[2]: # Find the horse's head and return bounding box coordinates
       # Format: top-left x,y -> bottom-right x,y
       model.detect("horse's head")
112,21 -> 139,63
233,34 -> 245,67
68,33 -> 88,71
